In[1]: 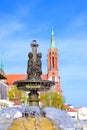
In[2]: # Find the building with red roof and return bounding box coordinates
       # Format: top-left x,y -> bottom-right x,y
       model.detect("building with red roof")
65,104 -> 77,120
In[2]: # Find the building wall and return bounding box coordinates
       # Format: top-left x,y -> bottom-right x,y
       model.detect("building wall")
67,112 -> 77,120
77,107 -> 87,120
0,80 -> 8,99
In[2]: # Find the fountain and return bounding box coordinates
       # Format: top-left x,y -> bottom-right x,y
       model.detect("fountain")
7,40 -> 60,130
13,40 -> 55,106
0,40 -> 75,130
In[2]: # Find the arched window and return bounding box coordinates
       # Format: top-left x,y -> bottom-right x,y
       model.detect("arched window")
52,57 -> 54,68
52,73 -> 55,81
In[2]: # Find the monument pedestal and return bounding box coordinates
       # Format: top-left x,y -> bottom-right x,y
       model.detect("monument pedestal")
28,90 -> 39,106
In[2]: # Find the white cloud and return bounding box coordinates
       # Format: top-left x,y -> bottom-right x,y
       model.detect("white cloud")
0,21 -> 24,39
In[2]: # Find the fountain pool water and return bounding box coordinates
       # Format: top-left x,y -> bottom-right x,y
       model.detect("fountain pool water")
0,106 -> 75,130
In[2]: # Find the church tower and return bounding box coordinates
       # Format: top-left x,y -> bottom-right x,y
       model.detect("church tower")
0,52 -> 5,76
47,29 -> 62,94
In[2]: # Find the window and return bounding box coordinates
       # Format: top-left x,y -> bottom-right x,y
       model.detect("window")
52,73 -> 55,81
52,57 -> 54,68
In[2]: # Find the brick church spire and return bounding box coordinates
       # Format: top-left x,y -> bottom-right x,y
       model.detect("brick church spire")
47,29 -> 62,94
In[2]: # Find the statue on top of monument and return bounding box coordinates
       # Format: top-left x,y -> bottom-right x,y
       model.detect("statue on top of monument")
27,40 -> 42,80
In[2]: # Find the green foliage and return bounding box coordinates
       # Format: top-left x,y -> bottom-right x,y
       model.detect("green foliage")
40,91 -> 65,110
8,86 -> 22,100
21,92 -> 28,104
8,86 -> 28,104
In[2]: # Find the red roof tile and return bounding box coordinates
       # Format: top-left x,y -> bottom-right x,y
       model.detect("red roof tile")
5,74 -> 47,85
5,74 -> 27,85
65,104 -> 76,112
41,74 -> 47,80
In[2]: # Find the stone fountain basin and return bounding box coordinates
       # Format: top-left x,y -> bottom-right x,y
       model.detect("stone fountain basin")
13,79 -> 55,91
7,117 -> 59,130
0,106 -> 75,130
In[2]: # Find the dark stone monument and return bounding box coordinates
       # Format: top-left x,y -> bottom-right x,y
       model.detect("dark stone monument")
14,40 -> 55,106
27,40 -> 42,80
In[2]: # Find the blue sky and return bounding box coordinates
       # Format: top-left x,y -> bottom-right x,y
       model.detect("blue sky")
0,0 -> 87,107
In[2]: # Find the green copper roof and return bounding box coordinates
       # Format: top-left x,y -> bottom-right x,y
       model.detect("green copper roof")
50,28 -> 56,49
0,51 -> 4,71
1,59 -> 4,71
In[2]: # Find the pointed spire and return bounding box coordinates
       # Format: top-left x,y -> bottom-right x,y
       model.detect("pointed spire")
1,59 -> 4,71
0,51 -> 4,71
50,27 -> 55,49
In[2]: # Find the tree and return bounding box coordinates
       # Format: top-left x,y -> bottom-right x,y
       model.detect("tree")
8,86 -> 28,104
40,91 -> 65,110
8,86 -> 22,101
